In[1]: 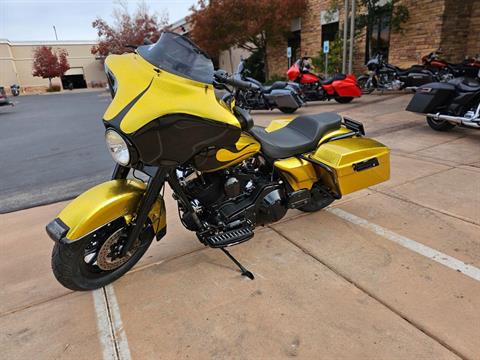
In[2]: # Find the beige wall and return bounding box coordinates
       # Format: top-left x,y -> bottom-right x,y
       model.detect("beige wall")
218,47 -> 252,74
0,40 -> 106,93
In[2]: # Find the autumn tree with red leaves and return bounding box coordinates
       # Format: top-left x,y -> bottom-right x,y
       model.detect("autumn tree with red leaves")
32,46 -> 70,89
188,0 -> 307,78
91,1 -> 168,57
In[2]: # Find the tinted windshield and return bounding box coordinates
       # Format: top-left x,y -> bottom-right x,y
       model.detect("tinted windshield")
137,32 -> 214,84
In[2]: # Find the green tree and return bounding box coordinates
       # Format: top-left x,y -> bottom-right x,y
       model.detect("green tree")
312,37 -> 344,76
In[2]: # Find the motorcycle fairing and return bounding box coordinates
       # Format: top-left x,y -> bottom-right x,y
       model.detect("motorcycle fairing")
103,54 -> 240,134
47,180 -> 166,242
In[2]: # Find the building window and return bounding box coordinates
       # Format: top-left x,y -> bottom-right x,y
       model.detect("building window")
366,8 -> 392,62
322,22 -> 339,45
287,30 -> 301,65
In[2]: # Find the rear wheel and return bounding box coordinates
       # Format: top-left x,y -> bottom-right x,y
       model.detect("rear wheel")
335,97 -> 354,104
51,219 -> 154,291
426,116 -> 455,131
279,107 -> 298,114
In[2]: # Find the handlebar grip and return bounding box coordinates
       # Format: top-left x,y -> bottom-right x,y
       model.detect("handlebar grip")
214,70 -> 258,90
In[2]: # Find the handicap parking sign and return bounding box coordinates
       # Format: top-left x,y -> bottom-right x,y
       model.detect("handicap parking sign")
323,40 -> 330,54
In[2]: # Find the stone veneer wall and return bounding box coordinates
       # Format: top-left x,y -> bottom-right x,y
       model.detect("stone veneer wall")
267,0 -> 480,79
388,0 -> 445,68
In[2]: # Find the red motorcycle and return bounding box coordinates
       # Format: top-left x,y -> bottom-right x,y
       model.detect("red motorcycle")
422,51 -> 480,79
287,58 -> 362,103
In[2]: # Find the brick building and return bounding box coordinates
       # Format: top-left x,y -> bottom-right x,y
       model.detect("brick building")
268,0 -> 480,78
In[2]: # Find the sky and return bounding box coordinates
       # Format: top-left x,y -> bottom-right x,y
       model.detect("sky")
0,0 -> 196,41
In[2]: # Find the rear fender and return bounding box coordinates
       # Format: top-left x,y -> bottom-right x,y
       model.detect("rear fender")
46,179 -> 166,243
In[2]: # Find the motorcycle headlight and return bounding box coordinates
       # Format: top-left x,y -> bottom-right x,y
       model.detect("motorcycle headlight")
105,130 -> 130,165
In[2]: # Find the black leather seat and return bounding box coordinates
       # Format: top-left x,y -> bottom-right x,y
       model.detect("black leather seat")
263,81 -> 288,93
249,112 -> 342,159
450,77 -> 480,92
320,73 -> 346,85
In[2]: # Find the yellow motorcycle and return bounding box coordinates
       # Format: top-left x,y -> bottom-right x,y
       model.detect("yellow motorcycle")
46,32 -> 390,290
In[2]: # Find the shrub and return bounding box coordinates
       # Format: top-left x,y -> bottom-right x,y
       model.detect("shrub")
312,36 -> 343,76
264,74 -> 287,85
47,85 -> 61,92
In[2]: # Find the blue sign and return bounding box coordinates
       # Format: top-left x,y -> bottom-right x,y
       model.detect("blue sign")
287,47 -> 292,58
323,40 -> 330,54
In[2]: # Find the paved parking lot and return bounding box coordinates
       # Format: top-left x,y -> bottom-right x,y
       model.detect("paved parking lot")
1,92 -> 479,359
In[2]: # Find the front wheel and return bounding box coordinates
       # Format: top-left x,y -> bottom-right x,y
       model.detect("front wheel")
279,107 -> 298,114
357,75 -> 375,94
335,97 -> 354,104
426,116 -> 455,131
51,219 -> 154,290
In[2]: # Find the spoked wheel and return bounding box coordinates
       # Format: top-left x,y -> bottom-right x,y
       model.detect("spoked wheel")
51,218 -> 154,290
334,97 -> 354,104
357,75 -> 375,94
426,116 -> 455,131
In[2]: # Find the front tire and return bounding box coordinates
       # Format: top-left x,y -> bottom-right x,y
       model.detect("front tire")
279,107 -> 298,114
335,97 -> 354,104
426,116 -> 455,131
52,220 -> 154,291
357,75 -> 375,94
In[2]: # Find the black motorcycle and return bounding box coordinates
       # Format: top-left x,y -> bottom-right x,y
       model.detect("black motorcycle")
224,60 -> 303,114
10,84 -> 20,96
358,53 -> 438,93
406,77 -> 480,131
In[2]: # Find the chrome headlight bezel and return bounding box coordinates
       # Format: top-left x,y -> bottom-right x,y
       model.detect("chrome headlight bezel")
105,129 -> 131,166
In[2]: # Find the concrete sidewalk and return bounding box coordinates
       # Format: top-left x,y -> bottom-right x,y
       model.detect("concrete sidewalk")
1,93 -> 479,359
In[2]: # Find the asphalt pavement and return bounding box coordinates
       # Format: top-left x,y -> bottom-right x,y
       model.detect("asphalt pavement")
0,90 -> 113,213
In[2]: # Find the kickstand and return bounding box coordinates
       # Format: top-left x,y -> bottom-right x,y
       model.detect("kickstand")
220,248 -> 254,280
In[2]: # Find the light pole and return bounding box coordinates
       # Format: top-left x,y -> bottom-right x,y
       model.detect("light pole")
348,0 -> 356,74
342,0 -> 349,73
53,25 -> 58,41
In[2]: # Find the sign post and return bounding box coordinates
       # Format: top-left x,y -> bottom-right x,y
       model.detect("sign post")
287,47 -> 292,68
323,40 -> 330,76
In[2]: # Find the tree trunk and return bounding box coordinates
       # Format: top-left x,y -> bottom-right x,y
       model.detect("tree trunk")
263,46 -> 269,81
228,48 -> 234,73
48,78 -> 52,89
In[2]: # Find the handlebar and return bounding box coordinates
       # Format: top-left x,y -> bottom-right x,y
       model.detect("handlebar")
214,70 -> 259,90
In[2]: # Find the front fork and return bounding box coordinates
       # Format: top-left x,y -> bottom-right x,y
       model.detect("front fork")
115,164 -> 203,256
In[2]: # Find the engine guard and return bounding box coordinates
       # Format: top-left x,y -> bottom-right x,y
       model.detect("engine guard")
46,179 -> 166,243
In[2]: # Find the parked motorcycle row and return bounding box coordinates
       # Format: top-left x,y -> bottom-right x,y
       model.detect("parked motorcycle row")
216,57 -> 362,114
358,52 -> 480,94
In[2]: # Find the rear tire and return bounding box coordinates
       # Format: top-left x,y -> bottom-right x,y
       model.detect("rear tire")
279,107 -> 298,114
335,97 -> 354,104
426,116 -> 455,131
52,221 -> 154,291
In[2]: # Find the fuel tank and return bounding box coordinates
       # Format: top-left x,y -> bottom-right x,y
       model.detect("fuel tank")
193,133 -> 261,172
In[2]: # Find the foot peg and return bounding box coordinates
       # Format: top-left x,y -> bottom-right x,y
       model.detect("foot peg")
205,226 -> 253,248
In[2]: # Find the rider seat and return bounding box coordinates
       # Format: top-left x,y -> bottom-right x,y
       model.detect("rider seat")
263,81 -> 288,93
320,74 -> 347,85
249,112 -> 342,159
450,77 -> 480,92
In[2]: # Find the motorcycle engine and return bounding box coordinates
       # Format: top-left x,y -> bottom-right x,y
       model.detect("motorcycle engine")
177,160 -> 287,231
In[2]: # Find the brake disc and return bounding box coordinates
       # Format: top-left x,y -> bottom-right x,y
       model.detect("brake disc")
97,228 -> 138,271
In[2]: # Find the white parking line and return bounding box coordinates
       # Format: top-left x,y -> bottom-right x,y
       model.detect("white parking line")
328,208 -> 480,282
93,285 -> 132,360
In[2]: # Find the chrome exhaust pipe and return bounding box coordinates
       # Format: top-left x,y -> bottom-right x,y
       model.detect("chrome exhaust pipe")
427,112 -> 480,128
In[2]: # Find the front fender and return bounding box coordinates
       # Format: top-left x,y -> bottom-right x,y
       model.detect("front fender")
46,179 -> 166,243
